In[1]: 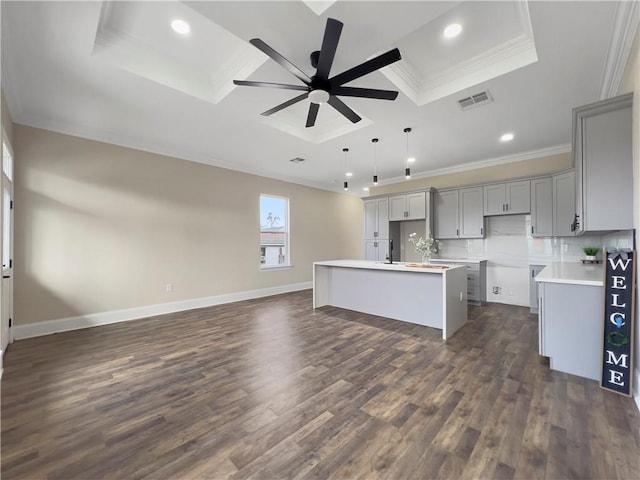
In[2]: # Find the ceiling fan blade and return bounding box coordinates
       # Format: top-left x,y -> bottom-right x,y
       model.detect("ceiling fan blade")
261,92 -> 309,117
233,80 -> 309,91
331,86 -> 398,100
327,96 -> 361,123
306,103 -> 320,128
330,48 -> 402,86
315,18 -> 343,80
249,38 -> 312,85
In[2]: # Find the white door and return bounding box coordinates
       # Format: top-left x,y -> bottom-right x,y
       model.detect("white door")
1,134 -> 14,355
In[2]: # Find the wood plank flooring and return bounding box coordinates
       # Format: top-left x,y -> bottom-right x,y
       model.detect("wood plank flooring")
2,290 -> 639,479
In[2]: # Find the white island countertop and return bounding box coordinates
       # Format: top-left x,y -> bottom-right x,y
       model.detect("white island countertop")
534,262 -> 604,286
313,259 -> 466,274
429,258 -> 487,264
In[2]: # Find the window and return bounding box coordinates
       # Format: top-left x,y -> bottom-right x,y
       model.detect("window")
260,194 -> 289,268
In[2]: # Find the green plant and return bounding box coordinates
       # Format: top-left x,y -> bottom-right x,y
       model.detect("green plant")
583,247 -> 600,256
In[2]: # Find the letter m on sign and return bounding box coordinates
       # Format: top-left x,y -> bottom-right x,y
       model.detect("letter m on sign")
601,250 -> 635,396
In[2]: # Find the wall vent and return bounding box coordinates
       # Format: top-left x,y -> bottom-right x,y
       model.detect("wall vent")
289,157 -> 306,163
457,90 -> 493,110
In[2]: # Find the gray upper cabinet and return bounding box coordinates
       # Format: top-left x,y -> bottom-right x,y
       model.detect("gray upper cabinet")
363,197 -> 389,240
573,93 -> 633,232
530,177 -> 553,237
389,192 -> 426,221
434,188 -> 484,239
553,170 -> 576,237
483,180 -> 531,215
459,187 -> 484,238
433,190 -> 459,239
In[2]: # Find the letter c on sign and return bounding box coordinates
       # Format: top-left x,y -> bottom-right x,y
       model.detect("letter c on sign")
609,313 -> 626,328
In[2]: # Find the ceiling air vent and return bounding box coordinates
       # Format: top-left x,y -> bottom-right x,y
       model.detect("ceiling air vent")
457,90 -> 493,110
289,157 -> 306,163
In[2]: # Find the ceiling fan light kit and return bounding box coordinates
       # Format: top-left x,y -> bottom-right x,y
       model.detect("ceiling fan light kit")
233,18 -> 402,127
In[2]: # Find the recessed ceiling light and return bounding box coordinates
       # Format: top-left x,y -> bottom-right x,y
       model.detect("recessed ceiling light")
171,19 -> 191,35
443,23 -> 462,39
407,156 -> 416,163
363,187 -> 370,192
345,172 -> 353,177
500,132 -> 514,142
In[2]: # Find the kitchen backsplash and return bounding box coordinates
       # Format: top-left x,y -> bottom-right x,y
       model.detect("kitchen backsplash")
437,214 -> 632,264
428,214 -> 633,307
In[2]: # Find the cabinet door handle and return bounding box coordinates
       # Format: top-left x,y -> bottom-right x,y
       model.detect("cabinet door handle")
480,227 -> 483,236
502,203 -> 505,211
374,232 -> 378,238
374,242 -> 378,247
506,203 -> 509,211
531,226 -> 534,234
456,228 -> 459,236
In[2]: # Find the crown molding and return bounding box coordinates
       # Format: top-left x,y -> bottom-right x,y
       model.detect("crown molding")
15,114 -> 341,193
382,0 -> 537,107
373,143 -> 571,187
599,0 -> 640,99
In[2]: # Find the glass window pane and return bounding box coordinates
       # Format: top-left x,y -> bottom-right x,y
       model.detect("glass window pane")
2,140 -> 12,181
260,194 -> 289,267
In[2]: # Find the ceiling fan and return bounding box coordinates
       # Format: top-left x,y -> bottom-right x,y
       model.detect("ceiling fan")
233,18 -> 402,128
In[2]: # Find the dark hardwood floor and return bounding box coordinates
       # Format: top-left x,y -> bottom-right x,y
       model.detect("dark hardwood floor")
2,290 -> 639,479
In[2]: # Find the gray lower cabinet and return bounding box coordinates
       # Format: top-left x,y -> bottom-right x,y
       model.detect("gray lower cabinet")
431,260 -> 487,305
529,264 -> 546,313
538,281 -> 602,380
364,239 -> 389,262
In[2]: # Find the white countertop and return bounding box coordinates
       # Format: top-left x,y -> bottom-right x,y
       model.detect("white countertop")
430,257 -> 487,264
314,260 -> 466,274
534,262 -> 604,286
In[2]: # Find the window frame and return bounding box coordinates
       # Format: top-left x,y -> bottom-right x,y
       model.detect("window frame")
259,194 -> 291,270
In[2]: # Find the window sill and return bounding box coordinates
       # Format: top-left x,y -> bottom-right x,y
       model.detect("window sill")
260,264 -> 293,271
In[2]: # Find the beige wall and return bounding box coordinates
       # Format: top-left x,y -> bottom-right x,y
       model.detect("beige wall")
369,152 -> 572,196
620,29 -> 639,403
13,125 -> 363,325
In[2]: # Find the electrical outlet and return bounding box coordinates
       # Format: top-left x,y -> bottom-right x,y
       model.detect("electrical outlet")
165,283 -> 173,293
492,286 -> 501,295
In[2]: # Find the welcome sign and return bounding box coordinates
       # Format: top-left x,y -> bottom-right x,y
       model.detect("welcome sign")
601,250 -> 635,396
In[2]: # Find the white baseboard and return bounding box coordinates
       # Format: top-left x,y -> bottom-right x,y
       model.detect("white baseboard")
13,282 -> 312,340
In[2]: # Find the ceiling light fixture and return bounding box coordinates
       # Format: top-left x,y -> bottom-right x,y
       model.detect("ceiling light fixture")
404,127 -> 412,179
171,19 -> 191,35
372,138 -> 379,186
308,89 -> 330,105
343,147 -> 349,191
443,23 -> 462,39
363,187 -> 370,192
500,132 -> 514,142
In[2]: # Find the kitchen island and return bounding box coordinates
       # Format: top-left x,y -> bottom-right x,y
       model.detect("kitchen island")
313,260 -> 468,339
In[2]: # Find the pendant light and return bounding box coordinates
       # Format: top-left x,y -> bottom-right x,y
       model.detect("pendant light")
371,138 -> 379,185
404,127 -> 412,179
343,147 -> 349,191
